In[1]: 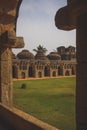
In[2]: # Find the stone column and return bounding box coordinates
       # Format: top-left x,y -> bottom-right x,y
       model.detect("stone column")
0,0 -> 24,107
0,47 -> 13,107
76,13 -> 87,130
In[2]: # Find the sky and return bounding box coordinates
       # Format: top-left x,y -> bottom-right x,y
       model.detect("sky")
13,0 -> 76,55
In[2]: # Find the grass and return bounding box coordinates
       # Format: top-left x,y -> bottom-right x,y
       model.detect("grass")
13,77 -> 76,130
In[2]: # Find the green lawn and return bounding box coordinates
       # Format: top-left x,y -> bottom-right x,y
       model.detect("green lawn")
13,77 -> 76,130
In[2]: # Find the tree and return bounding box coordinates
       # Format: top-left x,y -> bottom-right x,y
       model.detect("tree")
33,45 -> 47,54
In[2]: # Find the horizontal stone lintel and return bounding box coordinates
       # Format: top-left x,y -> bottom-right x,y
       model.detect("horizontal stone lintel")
55,2 -> 87,30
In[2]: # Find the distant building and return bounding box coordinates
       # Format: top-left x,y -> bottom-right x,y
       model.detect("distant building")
12,46 -> 76,79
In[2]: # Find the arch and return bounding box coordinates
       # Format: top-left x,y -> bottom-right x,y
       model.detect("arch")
65,70 -> 70,76
21,72 -> 26,79
38,71 -> 42,78
44,66 -> 50,76
52,71 -> 56,77
58,66 -> 63,76
72,66 -> 75,75
12,65 -> 18,78
28,66 -> 34,77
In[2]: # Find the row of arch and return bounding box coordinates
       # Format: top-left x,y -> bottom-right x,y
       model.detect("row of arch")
12,64 -> 76,79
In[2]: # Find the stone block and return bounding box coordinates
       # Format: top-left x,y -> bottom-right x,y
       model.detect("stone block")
0,31 -> 16,46
14,37 -> 25,48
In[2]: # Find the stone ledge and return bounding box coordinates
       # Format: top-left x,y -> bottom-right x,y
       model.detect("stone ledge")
0,104 -> 59,130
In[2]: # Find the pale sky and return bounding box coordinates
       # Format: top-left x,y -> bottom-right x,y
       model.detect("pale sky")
13,0 -> 76,55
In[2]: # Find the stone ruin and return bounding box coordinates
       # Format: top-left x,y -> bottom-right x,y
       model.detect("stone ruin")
0,0 -> 24,107
0,0 -> 87,130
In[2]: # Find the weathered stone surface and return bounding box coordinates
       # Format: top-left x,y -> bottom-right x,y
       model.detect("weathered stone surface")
55,0 -> 87,30
15,37 -> 25,48
0,0 -> 23,107
0,0 -> 24,48
0,48 -> 13,106
0,31 -> 16,46
55,1 -> 87,130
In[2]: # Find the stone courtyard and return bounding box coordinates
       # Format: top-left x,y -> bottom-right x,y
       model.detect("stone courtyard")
0,0 -> 87,130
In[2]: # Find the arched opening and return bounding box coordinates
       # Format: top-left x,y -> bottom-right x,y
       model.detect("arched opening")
12,65 -> 18,78
52,71 -> 56,77
21,72 -> 26,78
58,66 -> 63,76
38,71 -> 42,77
44,66 -> 50,76
65,70 -> 70,76
28,66 -> 34,77
72,66 -> 75,75
12,1 -> 76,130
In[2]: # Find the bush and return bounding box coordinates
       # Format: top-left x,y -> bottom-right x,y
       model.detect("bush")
21,83 -> 27,89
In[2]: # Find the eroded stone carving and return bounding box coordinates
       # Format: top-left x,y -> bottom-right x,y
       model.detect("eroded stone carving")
0,0 -> 24,107
0,0 -> 24,48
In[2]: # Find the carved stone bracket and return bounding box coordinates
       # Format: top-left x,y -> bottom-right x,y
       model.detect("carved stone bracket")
55,0 -> 87,30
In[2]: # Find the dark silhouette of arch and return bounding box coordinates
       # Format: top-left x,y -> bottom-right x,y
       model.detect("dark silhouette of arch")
65,70 -> 70,76
38,71 -> 42,77
21,72 -> 25,78
72,66 -> 75,75
12,65 -> 18,78
44,66 -> 50,76
58,66 -> 63,76
52,71 -> 56,77
28,66 -> 34,77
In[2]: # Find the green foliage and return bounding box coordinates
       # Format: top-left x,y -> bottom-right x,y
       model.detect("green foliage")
13,77 -> 76,130
33,44 -> 47,54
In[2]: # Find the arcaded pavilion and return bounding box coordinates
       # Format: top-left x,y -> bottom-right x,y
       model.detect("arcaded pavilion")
12,45 -> 76,79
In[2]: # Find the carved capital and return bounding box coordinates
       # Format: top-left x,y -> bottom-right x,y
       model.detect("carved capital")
55,0 -> 87,30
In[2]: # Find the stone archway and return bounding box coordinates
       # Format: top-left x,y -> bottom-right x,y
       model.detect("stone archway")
28,66 -> 34,77
44,66 -> 50,76
65,70 -> 70,76
38,71 -> 42,77
52,71 -> 56,77
1,1 -> 87,130
12,65 -> 18,78
21,72 -> 25,78
58,66 -> 63,76
72,66 -> 75,75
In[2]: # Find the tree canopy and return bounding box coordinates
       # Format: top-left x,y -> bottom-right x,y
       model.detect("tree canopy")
33,45 -> 47,54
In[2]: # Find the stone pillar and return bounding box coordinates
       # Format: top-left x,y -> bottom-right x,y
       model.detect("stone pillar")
0,48 -> 13,107
0,0 -> 24,107
76,13 -> 87,130
55,1 -> 87,130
